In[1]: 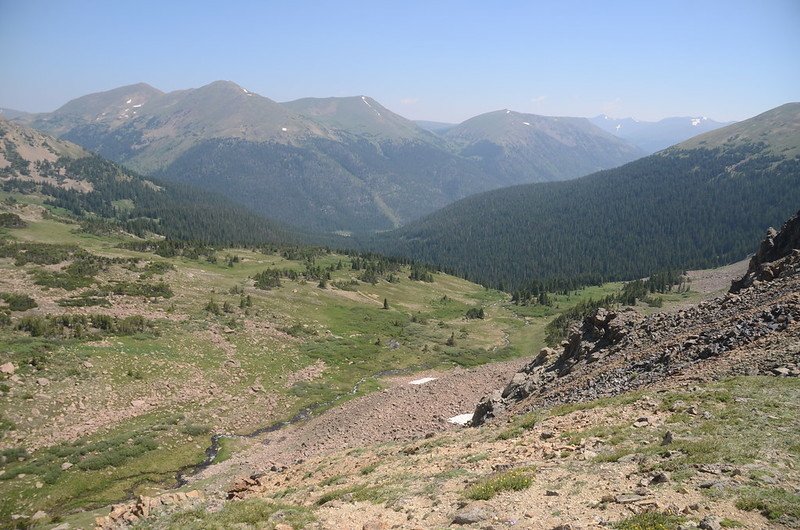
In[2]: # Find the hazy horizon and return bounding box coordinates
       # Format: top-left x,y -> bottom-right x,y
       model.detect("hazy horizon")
1,0 -> 798,123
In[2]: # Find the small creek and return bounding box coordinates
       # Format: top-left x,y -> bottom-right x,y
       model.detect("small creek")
174,366 -> 425,486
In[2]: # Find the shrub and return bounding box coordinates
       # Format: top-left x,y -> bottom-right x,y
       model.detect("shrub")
465,468 -> 534,500
0,292 -> 37,311
183,424 -> 212,436
736,487 -> 800,521
614,512 -> 684,530
0,212 -> 26,228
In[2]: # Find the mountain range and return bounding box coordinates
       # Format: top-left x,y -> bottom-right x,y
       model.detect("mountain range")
370,103 -> 800,290
14,81 -> 644,232
589,114 -> 733,153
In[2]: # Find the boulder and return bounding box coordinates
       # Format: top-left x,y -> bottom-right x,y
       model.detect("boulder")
0,362 -> 15,375
452,504 -> 489,525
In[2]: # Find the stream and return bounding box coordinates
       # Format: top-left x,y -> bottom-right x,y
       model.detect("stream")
174,366 -> 426,486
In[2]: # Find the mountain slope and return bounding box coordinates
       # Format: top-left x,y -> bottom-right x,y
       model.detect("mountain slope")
445,110 -> 644,185
0,118 -> 304,245
283,96 -> 440,143
371,103 -> 800,290
590,114 -> 733,153
18,82 -> 649,232
677,102 -> 800,157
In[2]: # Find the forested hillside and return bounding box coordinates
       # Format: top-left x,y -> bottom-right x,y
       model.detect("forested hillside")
0,119 -> 305,246
370,104 -> 800,291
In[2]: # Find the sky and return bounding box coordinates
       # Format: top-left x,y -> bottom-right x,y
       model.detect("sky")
1,0 -> 799,123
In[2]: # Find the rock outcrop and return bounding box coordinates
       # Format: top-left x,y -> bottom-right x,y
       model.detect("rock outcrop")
94,491 -> 204,529
731,210 -> 800,292
473,211 -> 800,425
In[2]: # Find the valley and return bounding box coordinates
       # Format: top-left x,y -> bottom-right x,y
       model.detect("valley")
0,190 -> 650,527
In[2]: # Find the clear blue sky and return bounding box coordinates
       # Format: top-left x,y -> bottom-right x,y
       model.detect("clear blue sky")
1,0 -> 798,122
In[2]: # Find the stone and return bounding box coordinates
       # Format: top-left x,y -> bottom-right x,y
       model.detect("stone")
362,520 -> 387,530
650,472 -> 670,485
31,510 -> 48,521
699,515 -> 723,530
36,377 -> 50,386
82,361 -> 93,368
661,431 -> 674,445
452,505 -> 488,525
545,489 -> 560,496
61,462 -> 73,470
615,493 -> 647,504
130,399 -> 146,408
0,362 -> 15,374
274,524 -> 294,530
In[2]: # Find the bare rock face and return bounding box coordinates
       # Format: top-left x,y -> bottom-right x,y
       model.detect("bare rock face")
472,309 -> 642,425
731,210 -> 800,292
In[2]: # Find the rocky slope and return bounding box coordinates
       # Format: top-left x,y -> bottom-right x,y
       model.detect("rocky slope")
473,211 -> 800,425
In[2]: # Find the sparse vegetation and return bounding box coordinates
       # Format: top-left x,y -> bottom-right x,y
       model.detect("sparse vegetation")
465,467 -> 534,500
614,512 -> 684,530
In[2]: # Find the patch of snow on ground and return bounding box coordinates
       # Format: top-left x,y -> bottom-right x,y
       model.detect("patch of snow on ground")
448,413 -> 473,425
132,104 -> 142,108
126,98 -> 132,104
522,122 -> 530,126
242,88 -> 249,93
361,96 -> 382,117
281,127 -> 288,132
691,118 -> 701,126
506,110 -> 511,114
616,124 -> 622,132
409,377 -> 437,385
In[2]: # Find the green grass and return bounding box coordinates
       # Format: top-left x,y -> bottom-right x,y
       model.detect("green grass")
614,512 -> 684,530
465,467 -> 534,500
315,482 -> 400,506
135,498 -> 315,530
735,487 -> 800,521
